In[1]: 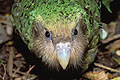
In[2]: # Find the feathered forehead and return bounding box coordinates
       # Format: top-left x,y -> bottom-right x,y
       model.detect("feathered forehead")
45,21 -> 77,37
34,17 -> 79,38
34,12 -> 82,37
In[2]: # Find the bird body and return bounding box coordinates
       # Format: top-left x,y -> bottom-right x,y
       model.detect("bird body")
12,0 -> 112,71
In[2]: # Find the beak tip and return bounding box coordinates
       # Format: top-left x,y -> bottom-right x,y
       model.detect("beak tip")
57,53 -> 70,70
59,61 -> 68,70
61,66 -> 67,70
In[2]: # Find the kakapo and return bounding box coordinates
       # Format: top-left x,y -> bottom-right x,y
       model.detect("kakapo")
11,0 -> 112,71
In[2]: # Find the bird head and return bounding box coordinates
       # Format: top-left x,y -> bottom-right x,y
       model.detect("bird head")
31,19 -> 87,70
28,0 -> 89,70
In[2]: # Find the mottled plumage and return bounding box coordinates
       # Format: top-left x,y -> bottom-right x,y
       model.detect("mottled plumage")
11,0 -> 112,71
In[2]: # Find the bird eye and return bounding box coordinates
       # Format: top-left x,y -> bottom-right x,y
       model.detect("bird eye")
45,30 -> 51,38
73,29 -> 78,35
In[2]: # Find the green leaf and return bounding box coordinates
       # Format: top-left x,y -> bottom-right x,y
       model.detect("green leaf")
0,60 -> 4,63
102,0 -> 113,13
113,58 -> 120,65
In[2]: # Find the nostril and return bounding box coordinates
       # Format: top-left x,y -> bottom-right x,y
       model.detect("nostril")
67,45 -> 71,48
65,42 -> 71,48
56,43 -> 63,49
56,45 -> 61,49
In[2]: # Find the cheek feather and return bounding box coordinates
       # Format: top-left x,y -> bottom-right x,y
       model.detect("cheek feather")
32,38 -> 60,69
69,35 -> 87,69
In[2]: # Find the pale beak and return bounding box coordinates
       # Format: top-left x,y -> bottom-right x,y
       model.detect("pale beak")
56,42 -> 71,69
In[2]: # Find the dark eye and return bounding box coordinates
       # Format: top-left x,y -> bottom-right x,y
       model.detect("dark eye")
73,29 -> 78,35
45,30 -> 51,38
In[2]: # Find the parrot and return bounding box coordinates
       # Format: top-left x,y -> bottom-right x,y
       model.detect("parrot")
11,0 -> 112,71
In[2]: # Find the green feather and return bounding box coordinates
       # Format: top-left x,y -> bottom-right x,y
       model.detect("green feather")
102,0 -> 113,13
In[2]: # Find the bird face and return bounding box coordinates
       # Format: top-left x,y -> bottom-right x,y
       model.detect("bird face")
31,20 -> 87,70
